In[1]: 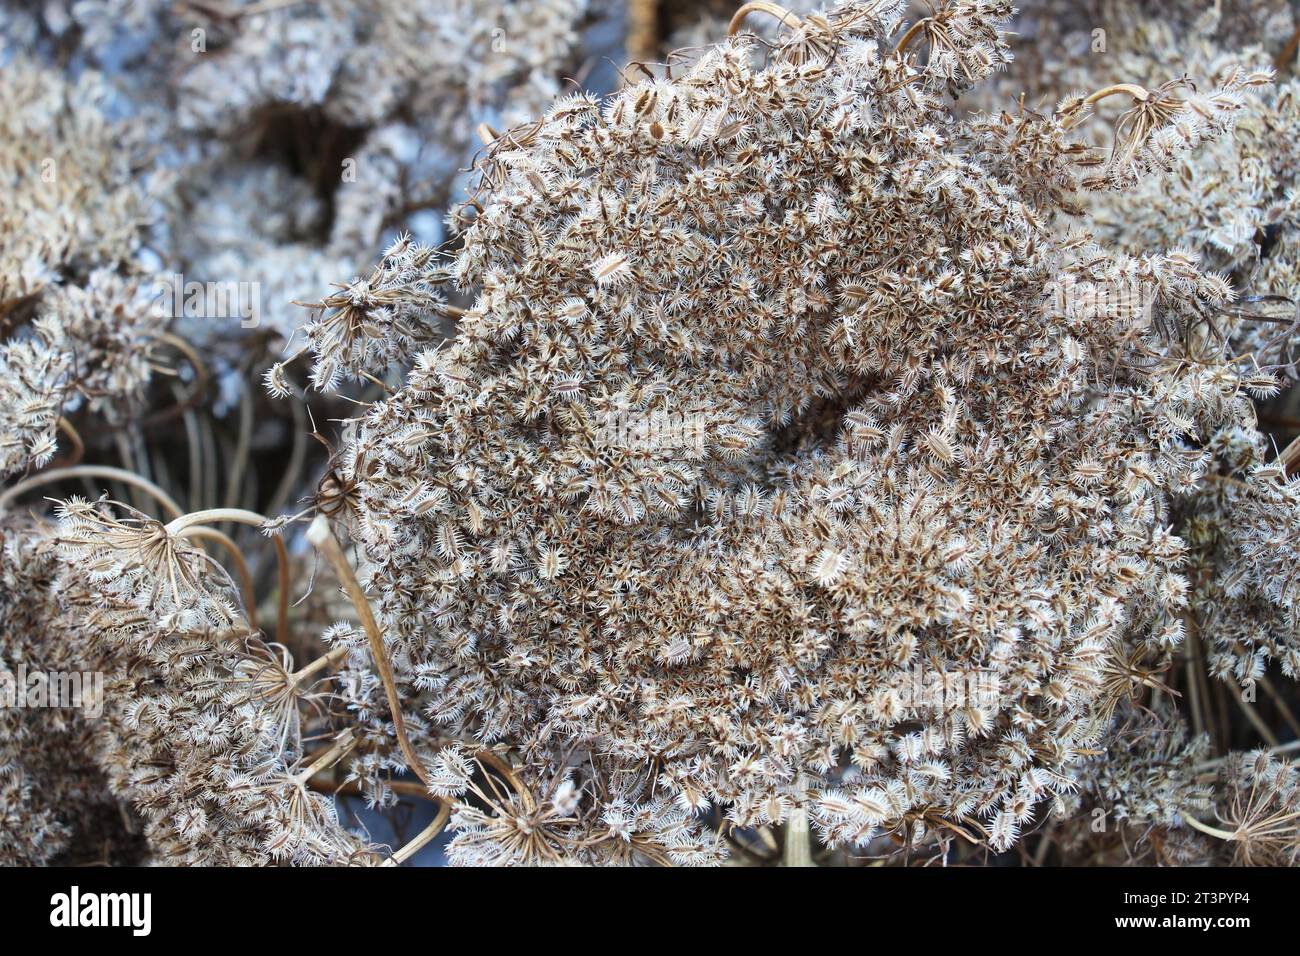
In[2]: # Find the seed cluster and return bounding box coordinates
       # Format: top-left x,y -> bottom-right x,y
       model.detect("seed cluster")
309,2 -> 1282,861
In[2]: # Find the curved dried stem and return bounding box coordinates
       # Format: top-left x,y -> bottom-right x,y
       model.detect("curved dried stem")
54,417 -> 84,467
893,15 -> 932,53
728,1 -> 802,37
1082,83 -> 1151,106
164,508 -> 290,640
0,464 -> 184,518
138,332 -> 211,430
474,749 -> 525,795
1059,83 -> 1153,132
1060,79 -> 1194,174
180,525 -> 259,630
1182,814 -> 1236,841
382,802 -> 452,867
165,507 -> 271,535
306,514 -> 436,792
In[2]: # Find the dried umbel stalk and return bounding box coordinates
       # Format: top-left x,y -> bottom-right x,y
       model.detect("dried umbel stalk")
277,0 -> 1288,863
1193,750 -> 1300,866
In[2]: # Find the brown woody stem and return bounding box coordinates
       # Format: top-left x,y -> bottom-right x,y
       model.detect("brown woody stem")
382,803 -> 452,867
0,465 -> 184,518
306,514 -> 436,792
893,16 -> 931,53
728,1 -> 802,37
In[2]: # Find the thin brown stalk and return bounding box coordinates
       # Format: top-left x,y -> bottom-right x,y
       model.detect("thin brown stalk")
179,525 -> 259,629
165,508 -> 290,640
1225,676 -> 1281,748
893,15 -> 932,53
266,397 -> 308,520
1259,676 -> 1300,739
54,417 -> 84,466
728,1 -> 802,37
382,804 -> 452,867
222,379 -> 254,514
0,465 -> 184,519
138,332 -> 211,430
306,514 -> 435,791
1277,21 -> 1300,73
626,0 -> 659,66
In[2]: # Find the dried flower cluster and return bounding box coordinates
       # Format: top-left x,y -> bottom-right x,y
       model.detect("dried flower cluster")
0,56 -> 164,477
306,0 -> 1293,863
0,520 -> 124,865
2,0 -> 1300,868
0,499 -> 376,865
